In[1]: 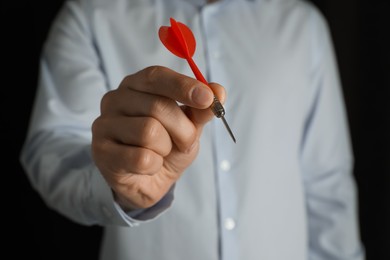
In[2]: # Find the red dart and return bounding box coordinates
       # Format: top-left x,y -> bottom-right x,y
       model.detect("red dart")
159,17 -> 236,143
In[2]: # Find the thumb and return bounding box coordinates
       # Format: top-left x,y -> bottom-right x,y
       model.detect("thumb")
183,83 -> 226,127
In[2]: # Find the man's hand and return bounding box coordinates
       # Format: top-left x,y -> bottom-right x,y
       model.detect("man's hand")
91,66 -> 225,210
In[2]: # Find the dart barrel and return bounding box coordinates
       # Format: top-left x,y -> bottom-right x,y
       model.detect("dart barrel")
210,96 -> 225,118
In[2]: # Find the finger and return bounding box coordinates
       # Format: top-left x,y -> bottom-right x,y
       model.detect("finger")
93,115 -> 172,156
121,66 -> 214,109
101,89 -> 197,153
92,138 -> 163,176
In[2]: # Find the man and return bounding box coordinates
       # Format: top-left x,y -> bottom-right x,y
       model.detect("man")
21,0 -> 365,259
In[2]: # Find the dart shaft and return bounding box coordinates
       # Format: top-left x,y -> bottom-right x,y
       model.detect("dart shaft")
186,58 -> 225,118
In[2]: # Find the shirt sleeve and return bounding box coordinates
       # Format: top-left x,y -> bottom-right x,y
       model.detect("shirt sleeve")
19,0 -> 173,227
300,6 -> 365,260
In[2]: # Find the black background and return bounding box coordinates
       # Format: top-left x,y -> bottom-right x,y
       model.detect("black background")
3,0 -> 389,259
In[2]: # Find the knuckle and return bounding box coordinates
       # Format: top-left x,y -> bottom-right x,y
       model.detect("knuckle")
181,127 -> 197,148
142,118 -> 172,156
150,96 -> 175,116
133,149 -> 159,173
91,116 -> 106,139
143,65 -> 165,84
100,90 -> 116,112
91,117 -> 100,134
172,122 -> 197,152
141,118 -> 163,143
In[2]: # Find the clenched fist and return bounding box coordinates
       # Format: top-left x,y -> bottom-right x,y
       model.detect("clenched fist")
91,66 -> 225,211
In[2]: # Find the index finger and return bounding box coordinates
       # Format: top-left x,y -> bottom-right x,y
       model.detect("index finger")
121,66 -> 214,109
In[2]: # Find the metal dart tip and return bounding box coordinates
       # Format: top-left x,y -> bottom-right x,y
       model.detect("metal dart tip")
209,96 -> 236,143
221,116 -> 236,143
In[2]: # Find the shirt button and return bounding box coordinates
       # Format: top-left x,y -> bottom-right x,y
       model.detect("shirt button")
224,218 -> 236,230
220,160 -> 231,171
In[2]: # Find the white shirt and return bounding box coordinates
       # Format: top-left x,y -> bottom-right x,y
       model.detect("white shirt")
20,0 -> 365,259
